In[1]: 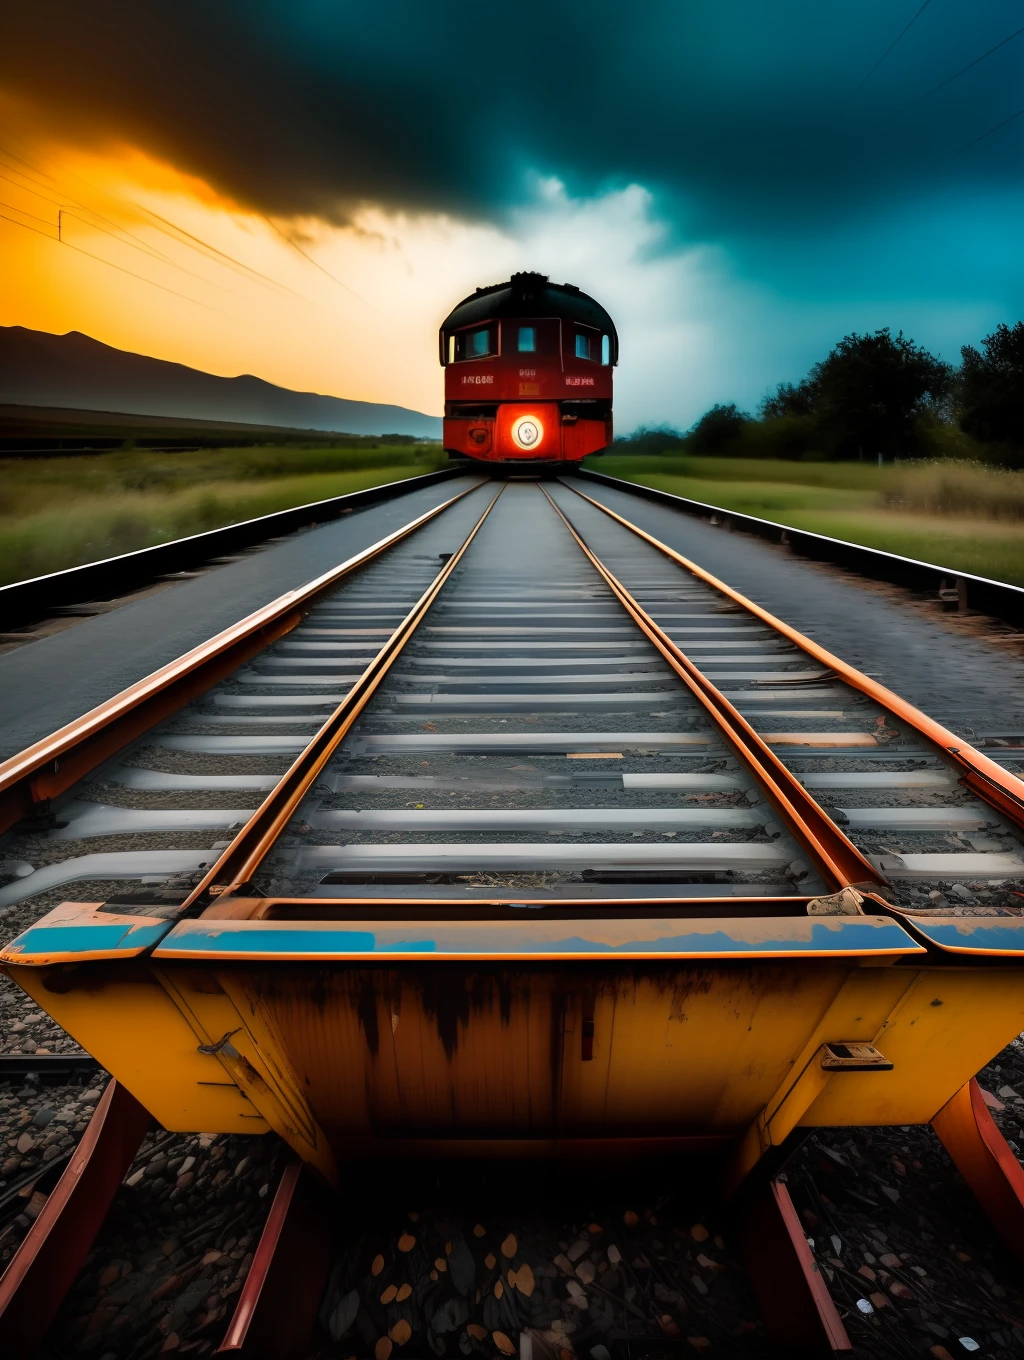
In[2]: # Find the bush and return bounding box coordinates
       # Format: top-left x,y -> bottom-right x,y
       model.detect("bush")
687,404 -> 751,455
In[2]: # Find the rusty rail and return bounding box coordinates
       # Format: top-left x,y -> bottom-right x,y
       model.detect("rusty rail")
0,1081 -> 152,1357
540,485 -> 884,895
565,481 -> 1024,835
577,464 -> 1024,629
738,1176 -> 852,1355
932,1076 -> 1024,1264
181,482 -> 504,908
0,465 -> 463,631
0,482 -> 482,838
216,1162 -> 335,1358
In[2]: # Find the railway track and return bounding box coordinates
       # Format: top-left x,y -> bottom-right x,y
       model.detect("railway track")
2,475 -> 1024,1357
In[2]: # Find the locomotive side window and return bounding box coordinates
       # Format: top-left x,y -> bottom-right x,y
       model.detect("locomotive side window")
469,327 -> 492,358
601,334 -> 610,365
517,326 -> 536,352
575,330 -> 596,361
453,326 -> 496,361
448,335 -> 455,364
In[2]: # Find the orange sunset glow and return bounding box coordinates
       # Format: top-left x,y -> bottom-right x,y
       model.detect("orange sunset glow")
0,126 -> 523,416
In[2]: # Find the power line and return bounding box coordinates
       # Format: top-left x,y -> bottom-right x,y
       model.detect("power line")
0,203 -> 220,311
262,214 -> 371,307
0,209 -> 56,241
0,144 -> 309,302
0,198 -> 57,231
0,154 -> 185,269
906,22 -> 1024,107
853,0 -> 933,93
0,169 -> 240,293
956,105 -> 1024,152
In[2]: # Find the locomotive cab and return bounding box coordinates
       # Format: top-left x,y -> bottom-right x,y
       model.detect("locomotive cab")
439,271 -> 617,465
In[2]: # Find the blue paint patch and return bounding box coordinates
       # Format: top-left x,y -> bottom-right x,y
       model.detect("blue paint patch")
907,918 -> 1024,955
532,921 -> 916,955
152,917 -> 918,958
4,920 -> 172,959
158,927 -> 380,954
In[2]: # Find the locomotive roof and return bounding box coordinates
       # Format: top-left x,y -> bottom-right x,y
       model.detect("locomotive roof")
441,272 -> 618,348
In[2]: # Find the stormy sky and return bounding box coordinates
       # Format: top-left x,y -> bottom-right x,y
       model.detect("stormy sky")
3,1 -> 1022,427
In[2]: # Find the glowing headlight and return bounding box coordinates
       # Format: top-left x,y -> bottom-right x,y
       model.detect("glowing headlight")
511,415 -> 543,450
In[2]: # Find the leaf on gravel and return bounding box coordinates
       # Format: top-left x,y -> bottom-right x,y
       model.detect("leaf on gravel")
389,1320 -> 412,1346
515,1264 -> 535,1297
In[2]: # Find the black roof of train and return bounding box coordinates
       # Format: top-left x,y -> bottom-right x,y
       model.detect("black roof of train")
441,273 -> 618,360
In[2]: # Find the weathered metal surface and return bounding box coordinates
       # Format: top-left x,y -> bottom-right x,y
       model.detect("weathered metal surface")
216,1162 -> 335,1358
737,1177 -> 852,1354
0,1081 -> 151,1357
7,904 -> 1024,1183
932,1078 -> 1024,1263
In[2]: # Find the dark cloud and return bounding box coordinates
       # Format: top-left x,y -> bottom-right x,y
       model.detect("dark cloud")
3,0 -> 1022,237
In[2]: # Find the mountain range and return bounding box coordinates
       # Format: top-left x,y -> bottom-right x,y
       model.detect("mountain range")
0,326 -> 441,438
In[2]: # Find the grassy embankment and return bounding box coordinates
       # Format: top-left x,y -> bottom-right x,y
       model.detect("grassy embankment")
0,442 -> 447,587
589,454 -> 1024,586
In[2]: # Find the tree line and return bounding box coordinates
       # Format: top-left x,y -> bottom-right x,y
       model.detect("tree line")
626,321 -> 1024,465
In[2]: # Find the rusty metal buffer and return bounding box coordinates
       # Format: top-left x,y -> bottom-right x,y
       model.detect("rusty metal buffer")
5,900 -> 1024,1192
5,484 -> 1024,1197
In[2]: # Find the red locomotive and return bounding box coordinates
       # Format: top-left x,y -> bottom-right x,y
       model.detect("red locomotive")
439,271 -> 617,465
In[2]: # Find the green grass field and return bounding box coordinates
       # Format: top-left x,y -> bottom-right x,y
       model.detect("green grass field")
590,454 -> 1024,586
0,443 -> 447,587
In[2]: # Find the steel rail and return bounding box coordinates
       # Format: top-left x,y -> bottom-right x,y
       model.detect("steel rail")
0,1054 -> 101,1082
216,1162 -> 335,1357
0,483 -> 482,839
0,466 -> 463,631
539,487 -> 884,894
181,484 -> 505,907
0,1081 -> 152,1357
577,464 -> 1024,628
932,1077 -> 1024,1264
566,482 -> 1024,832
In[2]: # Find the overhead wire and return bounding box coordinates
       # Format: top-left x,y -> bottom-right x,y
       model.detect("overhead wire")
0,144 -> 314,303
956,105 -> 1024,152
0,210 -> 55,241
905,22 -> 1024,108
262,213 -> 372,308
0,199 -> 57,231
0,203 -> 220,312
853,0 -> 933,93
0,167 -> 241,294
